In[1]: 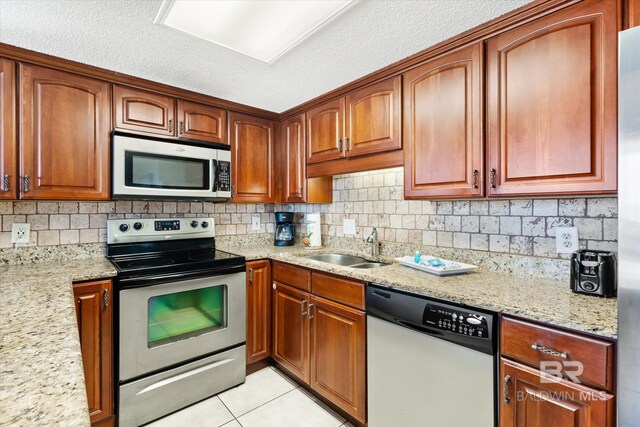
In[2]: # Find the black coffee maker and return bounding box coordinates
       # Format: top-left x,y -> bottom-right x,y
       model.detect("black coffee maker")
274,212 -> 295,246
570,249 -> 617,297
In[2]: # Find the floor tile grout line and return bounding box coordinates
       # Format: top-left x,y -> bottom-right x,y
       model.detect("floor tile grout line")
233,386 -> 300,420
216,396 -> 238,427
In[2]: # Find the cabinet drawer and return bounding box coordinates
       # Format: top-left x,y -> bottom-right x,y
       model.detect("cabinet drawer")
501,316 -> 615,392
273,261 -> 311,292
311,272 -> 365,310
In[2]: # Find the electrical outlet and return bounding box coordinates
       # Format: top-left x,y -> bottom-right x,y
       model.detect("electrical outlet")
343,218 -> 356,235
555,226 -> 579,254
11,223 -> 30,244
251,214 -> 261,231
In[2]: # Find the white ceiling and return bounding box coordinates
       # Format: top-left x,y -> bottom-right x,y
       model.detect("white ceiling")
0,0 -> 530,113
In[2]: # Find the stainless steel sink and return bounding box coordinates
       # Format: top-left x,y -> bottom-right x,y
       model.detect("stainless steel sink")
349,262 -> 389,269
304,253 -> 367,266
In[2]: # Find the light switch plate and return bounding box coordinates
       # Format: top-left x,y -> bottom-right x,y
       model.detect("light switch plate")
343,218 -> 356,235
555,226 -> 579,253
11,223 -> 30,244
251,214 -> 261,231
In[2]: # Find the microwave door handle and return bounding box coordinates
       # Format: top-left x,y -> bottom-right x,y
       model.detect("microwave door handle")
212,159 -> 219,193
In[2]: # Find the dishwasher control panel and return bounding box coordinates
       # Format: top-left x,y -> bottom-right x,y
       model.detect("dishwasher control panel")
423,305 -> 489,338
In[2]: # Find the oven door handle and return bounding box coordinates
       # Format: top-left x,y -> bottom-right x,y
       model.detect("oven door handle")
118,264 -> 246,288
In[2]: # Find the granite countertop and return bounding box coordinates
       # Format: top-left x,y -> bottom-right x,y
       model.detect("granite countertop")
0,258 -> 117,427
219,244 -> 618,339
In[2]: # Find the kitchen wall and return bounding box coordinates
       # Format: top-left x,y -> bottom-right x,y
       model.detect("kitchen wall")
278,167 -> 618,259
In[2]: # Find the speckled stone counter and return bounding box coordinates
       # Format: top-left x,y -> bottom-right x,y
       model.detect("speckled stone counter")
0,258 -> 117,427
219,244 -> 617,339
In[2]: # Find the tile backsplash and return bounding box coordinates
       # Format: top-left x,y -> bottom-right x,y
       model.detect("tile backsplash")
0,167 -> 618,263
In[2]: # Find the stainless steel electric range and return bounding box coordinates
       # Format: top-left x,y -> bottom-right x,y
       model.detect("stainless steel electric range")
106,217 -> 246,427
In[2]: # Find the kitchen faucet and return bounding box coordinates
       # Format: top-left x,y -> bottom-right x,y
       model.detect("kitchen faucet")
367,227 -> 380,257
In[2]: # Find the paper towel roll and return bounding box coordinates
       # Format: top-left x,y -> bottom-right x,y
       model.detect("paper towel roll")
305,213 -> 322,248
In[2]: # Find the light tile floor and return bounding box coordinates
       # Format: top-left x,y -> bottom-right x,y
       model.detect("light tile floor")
146,367 -> 354,427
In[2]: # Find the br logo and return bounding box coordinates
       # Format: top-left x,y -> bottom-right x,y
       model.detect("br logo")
539,360 -> 584,383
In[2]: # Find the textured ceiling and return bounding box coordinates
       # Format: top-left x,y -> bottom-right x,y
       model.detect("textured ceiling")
0,0 -> 530,113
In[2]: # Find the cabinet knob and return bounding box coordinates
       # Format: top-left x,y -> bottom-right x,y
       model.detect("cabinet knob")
3,175 -> 9,192
272,282 -> 276,290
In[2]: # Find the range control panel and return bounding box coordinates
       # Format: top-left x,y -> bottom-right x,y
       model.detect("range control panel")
155,220 -> 181,231
107,217 -> 215,244
423,305 -> 489,338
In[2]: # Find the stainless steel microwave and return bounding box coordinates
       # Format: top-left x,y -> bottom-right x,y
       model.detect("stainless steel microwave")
112,132 -> 231,201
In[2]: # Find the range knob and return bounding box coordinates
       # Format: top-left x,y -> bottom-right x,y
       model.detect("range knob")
133,222 -> 143,231
119,223 -> 129,232
201,221 -> 209,228
191,220 -> 199,228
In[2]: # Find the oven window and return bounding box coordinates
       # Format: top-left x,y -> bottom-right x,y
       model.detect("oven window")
125,151 -> 210,190
147,285 -> 226,347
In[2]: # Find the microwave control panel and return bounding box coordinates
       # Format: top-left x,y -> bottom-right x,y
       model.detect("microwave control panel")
217,161 -> 231,192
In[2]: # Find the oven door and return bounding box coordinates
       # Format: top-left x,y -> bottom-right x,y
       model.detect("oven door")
112,133 -> 222,200
119,271 -> 245,382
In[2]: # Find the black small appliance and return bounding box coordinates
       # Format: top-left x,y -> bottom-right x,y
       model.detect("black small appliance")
274,212 -> 295,246
571,249 -> 617,297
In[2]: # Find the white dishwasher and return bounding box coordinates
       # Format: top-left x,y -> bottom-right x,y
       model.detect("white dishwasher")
367,284 -> 497,427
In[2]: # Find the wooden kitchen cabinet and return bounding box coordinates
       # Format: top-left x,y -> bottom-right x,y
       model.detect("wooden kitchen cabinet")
20,64 -> 110,200
246,260 -> 271,364
113,85 -> 176,137
177,99 -> 227,144
310,295 -> 366,423
230,112 -> 274,203
486,0 -> 618,196
403,42 -> 484,199
0,59 -> 16,200
281,113 -> 332,203
73,279 -> 113,425
500,358 -> 614,427
272,281 -> 311,383
306,76 -> 401,165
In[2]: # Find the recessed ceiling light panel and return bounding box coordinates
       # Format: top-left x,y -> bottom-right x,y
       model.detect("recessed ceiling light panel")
155,0 -> 358,64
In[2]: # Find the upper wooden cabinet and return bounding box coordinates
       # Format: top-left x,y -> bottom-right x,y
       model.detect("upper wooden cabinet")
306,76 -> 401,165
20,64 -> 110,200
404,42 -> 484,199
74,279 -> 113,425
246,260 -> 272,364
113,85 -> 175,137
486,0 -> 618,197
177,100 -> 227,144
114,85 -> 228,144
230,112 -> 274,203
0,59 -> 16,200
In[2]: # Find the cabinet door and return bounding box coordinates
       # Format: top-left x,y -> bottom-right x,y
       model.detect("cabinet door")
310,296 -> 366,423
74,280 -> 113,425
500,358 -> 614,427
282,113 -> 306,202
230,112 -> 274,203
306,98 -> 345,164
487,0 -> 618,196
113,85 -> 176,136
177,100 -> 227,144
404,42 -> 484,199
0,59 -> 16,200
272,281 -> 310,384
246,260 -> 271,364
20,65 -> 110,200
345,76 -> 401,158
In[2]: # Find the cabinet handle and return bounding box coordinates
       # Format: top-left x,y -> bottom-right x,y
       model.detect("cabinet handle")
103,289 -> 109,309
168,119 -> 174,132
301,300 -> 308,316
23,175 -> 30,193
308,303 -> 314,319
503,375 -> 511,405
336,138 -> 342,152
298,185 -> 303,194
344,137 -> 350,152
489,168 -> 496,189
248,268 -> 254,283
230,184 -> 235,198
472,170 -> 479,189
3,175 -> 9,192
179,120 -> 185,134
531,343 -> 568,359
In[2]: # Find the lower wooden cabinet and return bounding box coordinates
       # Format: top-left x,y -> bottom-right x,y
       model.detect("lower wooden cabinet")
246,260 -> 272,364
272,269 -> 367,424
73,279 -> 113,425
500,358 -> 614,427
